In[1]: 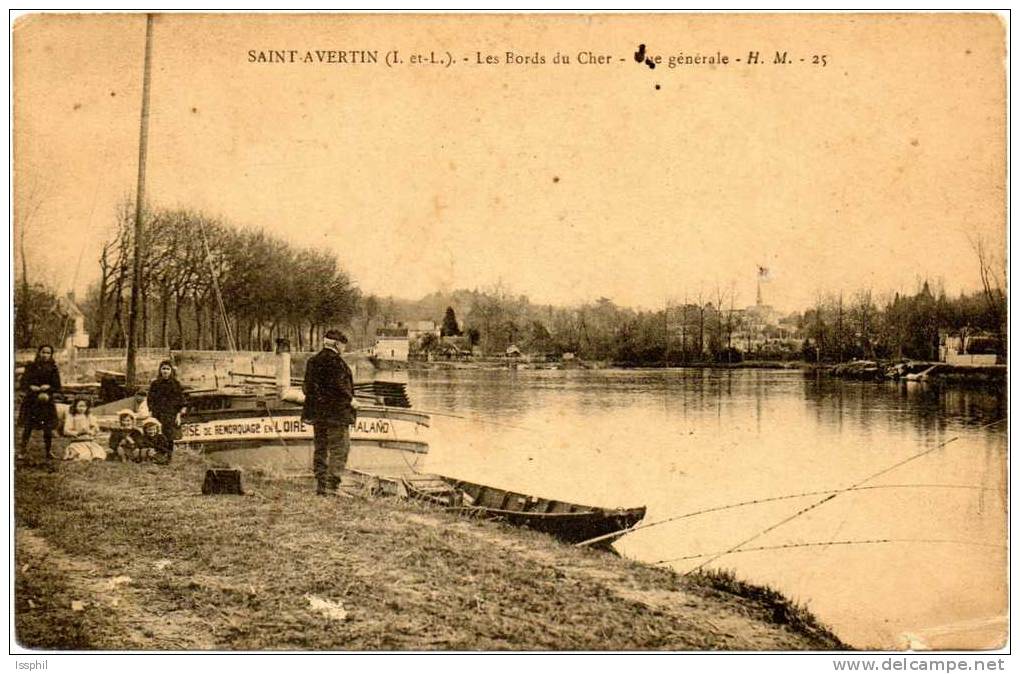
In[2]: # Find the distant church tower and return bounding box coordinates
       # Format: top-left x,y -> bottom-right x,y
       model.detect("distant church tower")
756,265 -> 768,307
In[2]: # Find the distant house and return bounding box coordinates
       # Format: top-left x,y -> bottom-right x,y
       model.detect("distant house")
437,341 -> 471,360
59,294 -> 89,349
406,320 -> 441,343
373,327 -> 410,361
440,335 -> 474,359
744,302 -> 780,328
941,331 -> 1000,366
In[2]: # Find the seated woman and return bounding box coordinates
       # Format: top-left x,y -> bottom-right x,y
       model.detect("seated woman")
108,410 -> 142,462
62,397 -> 107,461
136,418 -> 171,464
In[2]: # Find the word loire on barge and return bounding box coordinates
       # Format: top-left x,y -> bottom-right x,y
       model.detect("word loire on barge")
176,347 -> 430,477
180,404 -> 429,476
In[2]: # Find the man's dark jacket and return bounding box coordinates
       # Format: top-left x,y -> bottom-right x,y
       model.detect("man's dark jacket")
301,348 -> 356,426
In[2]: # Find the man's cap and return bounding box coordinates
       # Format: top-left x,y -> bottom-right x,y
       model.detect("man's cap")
142,418 -> 162,429
117,410 -> 136,419
324,329 -> 348,343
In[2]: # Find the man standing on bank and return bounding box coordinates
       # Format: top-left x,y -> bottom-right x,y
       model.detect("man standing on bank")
302,329 -> 358,496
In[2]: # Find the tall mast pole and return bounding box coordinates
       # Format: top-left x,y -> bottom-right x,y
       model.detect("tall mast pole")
126,14 -> 154,387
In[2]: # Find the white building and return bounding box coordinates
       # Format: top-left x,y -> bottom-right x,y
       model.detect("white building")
372,328 -> 410,361
940,334 -> 999,366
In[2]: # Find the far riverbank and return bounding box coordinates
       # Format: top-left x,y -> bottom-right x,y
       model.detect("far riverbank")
401,358 -> 821,371
400,358 -> 1003,386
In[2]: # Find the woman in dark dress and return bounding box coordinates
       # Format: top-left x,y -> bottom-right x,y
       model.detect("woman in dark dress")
18,344 -> 61,460
147,360 -> 187,458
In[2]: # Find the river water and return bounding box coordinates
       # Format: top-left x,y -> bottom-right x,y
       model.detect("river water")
404,367 -> 1007,649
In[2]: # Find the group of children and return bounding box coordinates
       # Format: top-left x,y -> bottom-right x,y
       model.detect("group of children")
108,408 -> 173,464
20,351 -> 186,465
60,398 -> 173,464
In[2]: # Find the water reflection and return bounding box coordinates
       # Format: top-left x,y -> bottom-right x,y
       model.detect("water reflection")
802,374 -> 1006,428
406,368 -> 1006,649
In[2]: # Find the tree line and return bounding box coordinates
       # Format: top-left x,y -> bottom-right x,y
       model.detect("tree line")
14,200 -> 1005,366
394,280 -> 1006,365
82,204 -> 359,351
801,281 -> 1005,363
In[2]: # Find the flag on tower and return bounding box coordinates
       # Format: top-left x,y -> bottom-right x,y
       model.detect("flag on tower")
758,265 -> 770,280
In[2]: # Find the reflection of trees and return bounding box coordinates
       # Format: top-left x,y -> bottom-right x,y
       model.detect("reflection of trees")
801,375 -> 1006,439
409,371 -> 1004,469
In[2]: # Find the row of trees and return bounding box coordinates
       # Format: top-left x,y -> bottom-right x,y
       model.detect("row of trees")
83,204 -> 359,351
397,280 -> 1006,365
16,196 -> 1005,366
803,280 -> 1005,363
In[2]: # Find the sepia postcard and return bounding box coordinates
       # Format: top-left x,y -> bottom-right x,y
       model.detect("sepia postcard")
10,12 -> 1008,659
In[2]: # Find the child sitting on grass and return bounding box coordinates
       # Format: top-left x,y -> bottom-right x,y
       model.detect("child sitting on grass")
108,410 -> 142,462
62,397 -> 107,461
136,418 -> 171,465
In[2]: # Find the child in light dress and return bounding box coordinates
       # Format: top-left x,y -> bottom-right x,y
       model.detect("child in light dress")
62,398 -> 107,461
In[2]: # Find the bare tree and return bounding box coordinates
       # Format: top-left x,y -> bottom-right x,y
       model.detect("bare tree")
852,289 -> 875,359
14,178 -> 49,345
971,235 -> 1006,335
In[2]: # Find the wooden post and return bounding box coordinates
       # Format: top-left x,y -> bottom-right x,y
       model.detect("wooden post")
126,14 -> 154,387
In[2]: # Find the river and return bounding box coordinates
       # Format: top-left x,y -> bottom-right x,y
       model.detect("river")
405,367 -> 1007,649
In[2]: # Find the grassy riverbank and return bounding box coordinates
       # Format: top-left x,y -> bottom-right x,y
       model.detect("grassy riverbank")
14,440 -> 846,651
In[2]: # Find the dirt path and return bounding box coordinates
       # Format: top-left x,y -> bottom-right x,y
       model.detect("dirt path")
16,528 -> 217,650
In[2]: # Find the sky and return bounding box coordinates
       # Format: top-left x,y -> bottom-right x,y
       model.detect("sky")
12,13 -> 1007,313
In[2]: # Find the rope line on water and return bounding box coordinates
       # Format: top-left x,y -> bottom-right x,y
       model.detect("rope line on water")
229,372 -> 538,432
257,397 -> 307,470
682,417 -> 1007,574
228,370 -> 540,432
574,482 -> 1004,548
372,402 -> 425,476
406,407 -> 541,433
654,537 -> 1006,565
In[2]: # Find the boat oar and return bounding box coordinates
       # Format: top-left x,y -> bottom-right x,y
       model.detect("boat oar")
574,483 -> 1004,549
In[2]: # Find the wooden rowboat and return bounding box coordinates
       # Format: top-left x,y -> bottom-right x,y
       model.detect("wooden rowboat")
350,471 -> 646,549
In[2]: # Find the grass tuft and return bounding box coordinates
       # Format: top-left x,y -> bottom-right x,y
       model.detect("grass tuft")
686,568 -> 849,650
